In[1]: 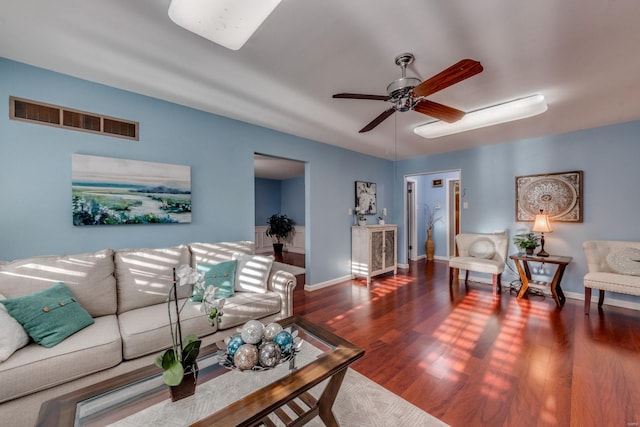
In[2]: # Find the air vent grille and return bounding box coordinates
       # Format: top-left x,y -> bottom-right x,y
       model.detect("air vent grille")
9,96 -> 138,141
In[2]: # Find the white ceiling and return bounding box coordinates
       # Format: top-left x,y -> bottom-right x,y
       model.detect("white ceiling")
2,0 -> 640,161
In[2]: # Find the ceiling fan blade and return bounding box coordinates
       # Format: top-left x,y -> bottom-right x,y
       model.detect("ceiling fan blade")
359,108 -> 396,133
413,99 -> 465,123
333,93 -> 390,101
411,59 -> 483,98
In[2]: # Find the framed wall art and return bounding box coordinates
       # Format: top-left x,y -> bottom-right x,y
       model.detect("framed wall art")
72,154 -> 191,226
515,170 -> 583,222
432,179 -> 443,187
355,181 -> 377,215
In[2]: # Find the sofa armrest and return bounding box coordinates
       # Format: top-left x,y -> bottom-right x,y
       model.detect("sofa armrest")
268,270 -> 297,317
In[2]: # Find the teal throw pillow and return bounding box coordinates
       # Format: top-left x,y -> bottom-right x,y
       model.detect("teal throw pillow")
0,282 -> 94,348
196,260 -> 237,300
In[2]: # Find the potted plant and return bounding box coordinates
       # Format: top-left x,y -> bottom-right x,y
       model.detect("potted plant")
154,265 -> 223,401
266,214 -> 296,254
513,232 -> 540,255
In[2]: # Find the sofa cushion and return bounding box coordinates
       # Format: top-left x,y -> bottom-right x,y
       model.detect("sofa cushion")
195,260 -> 237,300
1,283 -> 94,348
0,315 -> 121,403
606,247 -> 640,276
189,241 -> 255,265
0,249 -> 116,317
115,245 -> 191,314
0,293 -> 29,362
584,271 -> 640,296
232,253 -> 274,293
117,299 -> 218,360
217,291 -> 281,331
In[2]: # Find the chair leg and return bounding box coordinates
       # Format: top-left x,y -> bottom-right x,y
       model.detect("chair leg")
449,267 -> 454,287
598,289 -> 605,307
464,270 -> 469,285
584,287 -> 592,315
491,274 -> 500,296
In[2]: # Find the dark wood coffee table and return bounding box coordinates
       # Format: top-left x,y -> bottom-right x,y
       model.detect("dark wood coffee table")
37,315 -> 364,426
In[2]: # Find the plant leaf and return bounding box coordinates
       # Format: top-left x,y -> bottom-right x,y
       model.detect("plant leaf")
162,360 -> 184,386
182,339 -> 202,366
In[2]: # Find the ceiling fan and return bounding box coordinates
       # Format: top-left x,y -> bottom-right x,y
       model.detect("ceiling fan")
333,53 -> 483,133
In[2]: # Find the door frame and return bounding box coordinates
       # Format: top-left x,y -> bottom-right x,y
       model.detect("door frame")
405,178 -> 418,261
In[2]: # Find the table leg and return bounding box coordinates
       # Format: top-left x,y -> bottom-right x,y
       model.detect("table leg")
551,264 -> 568,307
317,368 -> 348,426
516,260 -> 530,299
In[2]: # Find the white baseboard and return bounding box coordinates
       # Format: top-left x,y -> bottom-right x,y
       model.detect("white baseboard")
462,273 -> 640,311
304,275 -> 353,292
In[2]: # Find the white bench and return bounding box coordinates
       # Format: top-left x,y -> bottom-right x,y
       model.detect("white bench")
583,240 -> 640,314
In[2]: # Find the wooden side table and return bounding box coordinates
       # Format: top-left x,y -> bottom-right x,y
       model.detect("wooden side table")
509,253 -> 572,307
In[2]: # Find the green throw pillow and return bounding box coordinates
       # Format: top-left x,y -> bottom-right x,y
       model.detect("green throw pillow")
195,260 -> 237,300
0,282 -> 94,348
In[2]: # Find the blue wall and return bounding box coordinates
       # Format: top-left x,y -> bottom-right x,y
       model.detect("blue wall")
281,176 -> 305,226
255,178 -> 282,226
2,57 -> 640,307
396,121 -> 640,305
0,58 -> 393,286
255,176 -> 305,227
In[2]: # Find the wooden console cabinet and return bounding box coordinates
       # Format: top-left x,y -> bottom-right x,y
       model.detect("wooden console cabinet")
351,225 -> 397,286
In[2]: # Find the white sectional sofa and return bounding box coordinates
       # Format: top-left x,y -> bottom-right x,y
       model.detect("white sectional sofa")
0,241 -> 296,427
583,240 -> 640,314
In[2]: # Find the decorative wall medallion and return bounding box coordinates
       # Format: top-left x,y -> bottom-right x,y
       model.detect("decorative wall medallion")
515,170 -> 583,222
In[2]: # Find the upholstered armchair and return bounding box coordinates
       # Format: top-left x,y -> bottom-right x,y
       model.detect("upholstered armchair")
448,233 -> 509,295
583,240 -> 640,314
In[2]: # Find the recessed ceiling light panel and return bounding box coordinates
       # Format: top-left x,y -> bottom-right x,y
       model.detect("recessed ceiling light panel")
168,0 -> 281,50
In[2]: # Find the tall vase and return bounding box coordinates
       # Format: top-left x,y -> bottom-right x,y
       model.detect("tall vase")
425,228 -> 435,261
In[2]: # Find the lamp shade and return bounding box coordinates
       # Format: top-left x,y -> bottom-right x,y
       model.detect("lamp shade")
532,213 -> 552,233
168,0 -> 281,50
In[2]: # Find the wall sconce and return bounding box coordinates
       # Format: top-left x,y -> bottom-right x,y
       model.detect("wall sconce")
532,209 -> 552,257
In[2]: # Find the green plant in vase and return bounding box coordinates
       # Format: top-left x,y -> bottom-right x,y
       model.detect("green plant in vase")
155,265 -> 203,388
513,232 -> 540,255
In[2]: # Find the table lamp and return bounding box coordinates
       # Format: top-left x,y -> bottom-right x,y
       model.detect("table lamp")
532,209 -> 552,257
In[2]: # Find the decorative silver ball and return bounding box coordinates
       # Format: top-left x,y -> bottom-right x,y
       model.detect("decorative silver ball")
263,323 -> 284,341
234,344 -> 258,370
259,342 -> 282,368
241,320 -> 264,344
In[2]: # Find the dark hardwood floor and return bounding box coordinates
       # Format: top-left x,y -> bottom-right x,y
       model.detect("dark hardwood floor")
281,253 -> 640,427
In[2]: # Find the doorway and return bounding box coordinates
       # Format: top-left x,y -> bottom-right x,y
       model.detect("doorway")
253,154 -> 306,259
404,170 -> 461,262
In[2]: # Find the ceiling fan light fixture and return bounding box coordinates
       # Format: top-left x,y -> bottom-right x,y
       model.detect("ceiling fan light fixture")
413,94 -> 548,139
168,0 -> 281,50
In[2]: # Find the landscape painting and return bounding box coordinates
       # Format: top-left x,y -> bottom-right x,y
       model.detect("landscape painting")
72,154 -> 191,226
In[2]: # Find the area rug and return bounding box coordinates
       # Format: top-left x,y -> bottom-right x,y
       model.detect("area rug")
273,261 -> 305,276
107,342 -> 447,427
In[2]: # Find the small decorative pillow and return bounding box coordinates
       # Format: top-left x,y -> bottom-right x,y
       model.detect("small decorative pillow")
606,247 -> 640,276
232,253 -> 274,293
0,282 -> 95,348
0,293 -> 30,362
469,238 -> 496,259
195,260 -> 237,300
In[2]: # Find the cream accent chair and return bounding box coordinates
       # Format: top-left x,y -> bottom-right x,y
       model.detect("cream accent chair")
583,240 -> 640,314
448,233 -> 509,295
